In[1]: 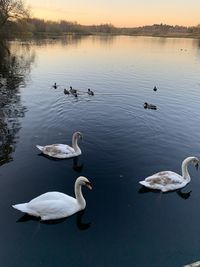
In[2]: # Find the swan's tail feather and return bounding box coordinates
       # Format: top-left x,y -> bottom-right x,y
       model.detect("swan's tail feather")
139,181 -> 149,187
36,145 -> 44,152
12,203 -> 40,217
12,203 -> 29,213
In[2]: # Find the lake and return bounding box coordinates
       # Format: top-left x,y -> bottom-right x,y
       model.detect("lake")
1,35 -> 200,267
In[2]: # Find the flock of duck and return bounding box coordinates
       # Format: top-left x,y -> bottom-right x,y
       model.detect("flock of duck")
54,83 -> 94,97
12,85 -> 199,221
143,85 -> 157,110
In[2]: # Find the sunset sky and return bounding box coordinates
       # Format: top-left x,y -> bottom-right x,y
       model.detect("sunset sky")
26,0 -> 200,27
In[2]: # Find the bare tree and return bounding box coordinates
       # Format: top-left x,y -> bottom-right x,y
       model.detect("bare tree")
0,0 -> 29,27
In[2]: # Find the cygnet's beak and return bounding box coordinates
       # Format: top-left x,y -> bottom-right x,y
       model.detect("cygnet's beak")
195,162 -> 199,171
80,134 -> 83,141
86,181 -> 92,190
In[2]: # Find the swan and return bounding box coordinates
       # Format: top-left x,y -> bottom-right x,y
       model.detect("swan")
144,102 -> 157,110
12,176 -> 92,221
139,157 -> 199,192
88,89 -> 94,96
36,131 -> 83,159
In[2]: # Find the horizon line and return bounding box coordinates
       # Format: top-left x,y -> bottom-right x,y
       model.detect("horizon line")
29,17 -> 200,28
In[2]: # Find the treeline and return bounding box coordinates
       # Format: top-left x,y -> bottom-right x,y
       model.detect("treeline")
26,18 -> 118,35
1,0 -> 200,38
1,17 -> 200,38
120,23 -> 200,36
25,19 -> 200,37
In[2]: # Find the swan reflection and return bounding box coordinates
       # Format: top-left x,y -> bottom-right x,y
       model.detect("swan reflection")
17,210 -> 91,230
138,186 -> 192,200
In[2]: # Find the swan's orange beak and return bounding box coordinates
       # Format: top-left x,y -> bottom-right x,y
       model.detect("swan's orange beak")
86,182 -> 92,190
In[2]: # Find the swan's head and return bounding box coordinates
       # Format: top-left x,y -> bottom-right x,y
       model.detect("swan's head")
77,176 -> 92,190
185,157 -> 200,170
74,131 -> 83,140
191,157 -> 199,170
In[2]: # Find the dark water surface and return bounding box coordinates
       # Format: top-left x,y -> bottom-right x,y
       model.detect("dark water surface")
1,36 -> 200,267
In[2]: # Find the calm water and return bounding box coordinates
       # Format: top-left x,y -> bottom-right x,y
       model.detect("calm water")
1,36 -> 200,267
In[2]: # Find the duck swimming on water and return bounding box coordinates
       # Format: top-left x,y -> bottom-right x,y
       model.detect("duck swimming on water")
144,102 -> 157,110
53,83 -> 57,89
69,86 -> 77,94
153,86 -> 157,91
64,89 -> 70,95
87,89 -> 94,96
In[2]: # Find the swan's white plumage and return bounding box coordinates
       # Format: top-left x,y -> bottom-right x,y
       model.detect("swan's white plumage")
139,157 -> 199,192
12,176 -> 92,220
36,132 -> 82,159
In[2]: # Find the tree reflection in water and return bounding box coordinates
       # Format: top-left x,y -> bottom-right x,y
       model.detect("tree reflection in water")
0,40 -> 35,166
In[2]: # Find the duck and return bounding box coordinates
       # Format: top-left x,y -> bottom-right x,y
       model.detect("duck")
153,86 -> 157,91
53,83 -> 57,89
69,86 -> 77,94
64,88 -> 70,95
36,131 -> 83,159
12,176 -> 92,221
143,102 -> 157,110
73,92 -> 78,98
87,89 -> 94,96
139,156 -> 199,192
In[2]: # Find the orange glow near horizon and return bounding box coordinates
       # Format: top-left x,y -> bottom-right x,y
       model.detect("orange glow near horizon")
27,1 -> 200,27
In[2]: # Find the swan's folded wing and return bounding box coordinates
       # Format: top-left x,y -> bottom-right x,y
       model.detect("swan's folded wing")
29,192 -> 70,204
43,144 -> 75,157
144,171 -> 183,186
28,198 -> 77,220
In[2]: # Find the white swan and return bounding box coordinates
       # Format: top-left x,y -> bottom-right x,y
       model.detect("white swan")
12,176 -> 92,221
36,131 -> 82,159
139,157 -> 199,192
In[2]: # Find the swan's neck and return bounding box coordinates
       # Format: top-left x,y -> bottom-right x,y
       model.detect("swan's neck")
75,182 -> 86,209
72,134 -> 81,153
181,158 -> 191,182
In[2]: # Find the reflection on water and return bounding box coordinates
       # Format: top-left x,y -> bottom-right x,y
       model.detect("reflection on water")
138,186 -> 192,200
176,190 -> 192,200
1,36 -> 200,267
38,153 -> 84,172
17,209 -> 91,230
0,40 -> 35,165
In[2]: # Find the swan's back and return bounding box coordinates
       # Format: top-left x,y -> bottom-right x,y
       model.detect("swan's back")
36,144 -> 76,158
13,192 -> 79,220
29,191 -> 74,204
139,171 -> 187,192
